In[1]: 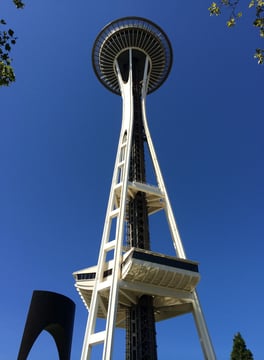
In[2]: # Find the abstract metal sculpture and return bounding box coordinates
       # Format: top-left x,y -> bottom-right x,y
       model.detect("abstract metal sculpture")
17,290 -> 75,360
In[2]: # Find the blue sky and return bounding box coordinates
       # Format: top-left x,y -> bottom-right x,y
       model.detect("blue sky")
1,1 -> 263,359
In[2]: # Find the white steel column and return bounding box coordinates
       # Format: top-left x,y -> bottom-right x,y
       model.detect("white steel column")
141,72 -> 216,360
81,49 -> 135,360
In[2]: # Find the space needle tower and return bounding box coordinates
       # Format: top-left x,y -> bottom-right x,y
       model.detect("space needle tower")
73,17 -> 216,360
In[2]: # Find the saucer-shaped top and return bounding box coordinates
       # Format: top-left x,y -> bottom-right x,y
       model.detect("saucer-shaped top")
92,17 -> 173,95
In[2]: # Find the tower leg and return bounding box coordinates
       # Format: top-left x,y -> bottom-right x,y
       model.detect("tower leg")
141,72 -> 216,360
192,291 -> 216,360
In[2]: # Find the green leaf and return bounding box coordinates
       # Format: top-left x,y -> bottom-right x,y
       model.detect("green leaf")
208,2 -> 221,16
2,54 -> 8,61
0,61 -> 16,86
254,48 -> 264,64
253,18 -> 264,27
13,0 -> 25,9
227,18 -> 236,27
8,29 -> 14,37
5,43 -> 11,52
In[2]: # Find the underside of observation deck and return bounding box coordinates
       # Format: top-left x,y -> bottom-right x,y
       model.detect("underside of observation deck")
74,248 -> 200,328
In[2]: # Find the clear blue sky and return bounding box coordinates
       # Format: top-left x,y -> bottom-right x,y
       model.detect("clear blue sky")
1,1 -> 263,359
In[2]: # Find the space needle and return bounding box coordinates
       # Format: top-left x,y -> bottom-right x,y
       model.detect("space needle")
73,17 -> 216,360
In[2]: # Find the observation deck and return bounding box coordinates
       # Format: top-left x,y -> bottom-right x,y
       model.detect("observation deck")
92,17 -> 173,95
73,248 -> 200,328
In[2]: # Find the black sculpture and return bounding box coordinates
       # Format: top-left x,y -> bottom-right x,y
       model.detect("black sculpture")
17,290 -> 75,360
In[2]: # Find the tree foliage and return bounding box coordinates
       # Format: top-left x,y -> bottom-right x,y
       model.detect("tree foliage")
13,0 -> 25,8
0,0 -> 24,86
208,0 -> 264,64
230,332 -> 254,360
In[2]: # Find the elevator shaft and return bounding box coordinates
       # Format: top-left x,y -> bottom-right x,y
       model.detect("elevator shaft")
125,61 -> 157,360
